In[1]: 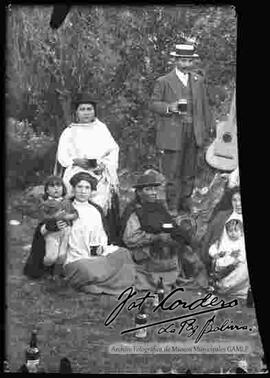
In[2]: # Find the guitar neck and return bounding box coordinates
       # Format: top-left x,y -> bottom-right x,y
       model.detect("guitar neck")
227,88 -> 236,127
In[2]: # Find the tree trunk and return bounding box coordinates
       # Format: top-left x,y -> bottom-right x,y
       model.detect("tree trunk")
126,145 -> 138,171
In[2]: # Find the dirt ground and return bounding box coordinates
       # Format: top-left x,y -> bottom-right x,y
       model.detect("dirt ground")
5,171 -> 265,373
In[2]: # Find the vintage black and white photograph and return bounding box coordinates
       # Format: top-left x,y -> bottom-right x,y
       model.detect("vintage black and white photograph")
5,4 -> 268,374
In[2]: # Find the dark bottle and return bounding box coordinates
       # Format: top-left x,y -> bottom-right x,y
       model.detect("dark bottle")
157,276 -> 165,303
135,303 -> 148,339
25,330 -> 41,373
246,287 -> 254,308
59,357 -> 73,373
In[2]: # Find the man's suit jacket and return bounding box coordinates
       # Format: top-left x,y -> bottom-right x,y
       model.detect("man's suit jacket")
149,69 -> 213,151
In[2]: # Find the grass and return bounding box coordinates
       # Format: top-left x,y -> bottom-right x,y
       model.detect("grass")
6,172 -> 265,373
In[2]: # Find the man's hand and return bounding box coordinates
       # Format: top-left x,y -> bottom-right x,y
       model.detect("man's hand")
73,158 -> 89,170
168,101 -> 179,113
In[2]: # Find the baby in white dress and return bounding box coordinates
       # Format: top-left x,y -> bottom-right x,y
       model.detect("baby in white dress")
209,218 -> 245,280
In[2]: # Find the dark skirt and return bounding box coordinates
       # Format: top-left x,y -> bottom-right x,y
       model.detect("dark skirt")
23,225 -> 46,279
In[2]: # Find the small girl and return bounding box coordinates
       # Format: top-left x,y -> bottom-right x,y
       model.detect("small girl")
209,218 -> 245,283
39,176 -> 78,274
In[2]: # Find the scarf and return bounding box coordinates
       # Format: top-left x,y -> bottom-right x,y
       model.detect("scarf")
68,119 -> 119,212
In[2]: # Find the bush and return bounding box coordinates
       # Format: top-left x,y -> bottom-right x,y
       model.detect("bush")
6,5 -> 236,182
6,120 -> 57,190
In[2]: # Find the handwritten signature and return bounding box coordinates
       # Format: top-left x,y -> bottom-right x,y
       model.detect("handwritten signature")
103,286 -> 251,341
157,315 -> 251,343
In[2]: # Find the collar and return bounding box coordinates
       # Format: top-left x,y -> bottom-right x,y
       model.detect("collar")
175,67 -> 189,86
48,196 -> 63,201
71,118 -> 97,128
73,199 -> 91,206
175,67 -> 188,78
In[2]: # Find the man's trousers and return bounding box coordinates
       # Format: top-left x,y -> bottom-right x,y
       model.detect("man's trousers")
159,123 -> 198,212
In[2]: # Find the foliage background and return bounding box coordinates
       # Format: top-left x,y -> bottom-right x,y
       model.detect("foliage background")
6,4 -> 236,189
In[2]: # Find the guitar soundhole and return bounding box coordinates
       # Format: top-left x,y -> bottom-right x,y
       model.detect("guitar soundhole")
222,132 -> 232,143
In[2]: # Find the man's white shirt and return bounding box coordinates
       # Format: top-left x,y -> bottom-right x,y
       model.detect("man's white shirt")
175,67 -> 189,87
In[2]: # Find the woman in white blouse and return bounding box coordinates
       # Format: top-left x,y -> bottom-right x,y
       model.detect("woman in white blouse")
56,93 -> 120,243
58,171 -> 135,295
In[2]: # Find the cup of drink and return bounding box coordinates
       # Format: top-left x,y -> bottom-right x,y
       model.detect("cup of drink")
177,99 -> 188,114
87,159 -> 97,168
162,223 -> 174,233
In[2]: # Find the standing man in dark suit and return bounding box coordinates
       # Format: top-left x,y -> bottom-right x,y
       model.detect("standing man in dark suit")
150,43 -> 214,216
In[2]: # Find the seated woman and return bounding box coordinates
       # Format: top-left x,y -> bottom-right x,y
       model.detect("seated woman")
55,93 -> 120,244
61,172 -> 135,295
120,171 -> 197,293
200,186 -> 250,298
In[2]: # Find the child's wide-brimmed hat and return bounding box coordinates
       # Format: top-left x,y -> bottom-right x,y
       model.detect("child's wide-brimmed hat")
133,171 -> 162,189
170,44 -> 199,58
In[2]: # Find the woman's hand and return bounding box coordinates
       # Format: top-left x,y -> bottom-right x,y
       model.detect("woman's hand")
168,101 -> 179,113
56,220 -> 68,230
230,249 -> 240,258
93,161 -> 106,175
73,158 -> 90,170
96,246 -> 104,255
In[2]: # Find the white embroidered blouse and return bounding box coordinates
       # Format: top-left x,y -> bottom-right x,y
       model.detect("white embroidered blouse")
64,200 -> 108,265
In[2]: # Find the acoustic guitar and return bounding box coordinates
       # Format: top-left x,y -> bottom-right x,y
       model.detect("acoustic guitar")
206,89 -> 238,171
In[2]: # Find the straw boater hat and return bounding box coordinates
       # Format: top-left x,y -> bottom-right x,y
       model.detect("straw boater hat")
170,44 -> 199,59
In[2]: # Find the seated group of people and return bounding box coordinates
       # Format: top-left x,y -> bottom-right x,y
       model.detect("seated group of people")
23,93 -> 250,299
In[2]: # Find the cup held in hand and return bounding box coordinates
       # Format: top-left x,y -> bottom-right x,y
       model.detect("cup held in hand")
177,99 -> 188,114
162,223 -> 174,233
87,159 -> 97,168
